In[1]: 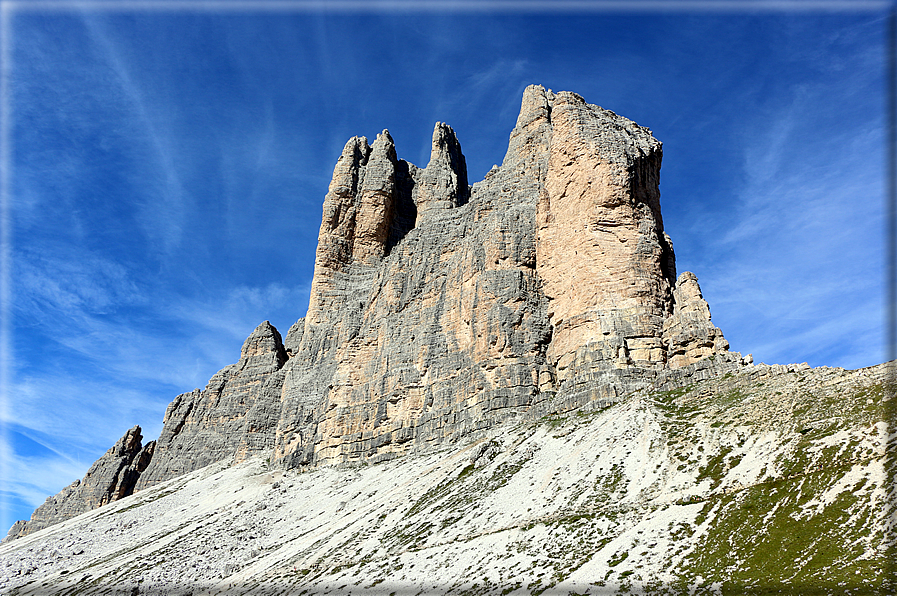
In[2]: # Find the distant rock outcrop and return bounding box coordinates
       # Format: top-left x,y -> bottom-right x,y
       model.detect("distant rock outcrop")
133,321 -> 288,491
5,426 -> 153,541
663,271 -> 730,368
6,85 -> 739,541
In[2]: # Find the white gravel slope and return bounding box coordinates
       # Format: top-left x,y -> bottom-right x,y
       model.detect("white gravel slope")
1,364 -> 892,595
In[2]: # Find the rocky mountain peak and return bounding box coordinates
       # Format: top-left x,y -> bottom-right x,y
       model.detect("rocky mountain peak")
240,320 -> 287,361
513,83 -> 554,131
664,271 -> 730,368
112,424 -> 143,456
352,129 -> 399,266
500,85 -> 554,181
2,85 -> 889,596
6,86 -> 739,542
416,122 -> 469,213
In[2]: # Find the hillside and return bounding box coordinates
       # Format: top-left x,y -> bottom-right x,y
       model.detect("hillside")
0,360 -> 892,594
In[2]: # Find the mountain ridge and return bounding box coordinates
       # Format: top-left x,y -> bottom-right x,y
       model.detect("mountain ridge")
5,84 -> 757,541
3,86 -> 890,594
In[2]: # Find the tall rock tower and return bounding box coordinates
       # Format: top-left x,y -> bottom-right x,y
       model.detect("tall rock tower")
268,85 -> 732,468
6,86 -> 737,541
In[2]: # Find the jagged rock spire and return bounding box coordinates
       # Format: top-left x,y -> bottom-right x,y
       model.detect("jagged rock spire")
305,131 -> 404,330
353,130 -> 399,265
501,84 -> 554,181
241,320 -> 287,361
4,426 -> 154,542
663,272 -> 730,368
415,122 -> 469,213
134,320 -> 289,490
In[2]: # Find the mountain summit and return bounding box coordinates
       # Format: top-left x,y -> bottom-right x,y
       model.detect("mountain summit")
2,87 -> 891,594
8,84 -> 738,540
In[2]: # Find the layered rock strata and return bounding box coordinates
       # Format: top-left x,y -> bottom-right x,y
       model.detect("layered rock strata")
133,321 -> 288,490
7,85 -> 737,540
6,426 -> 154,541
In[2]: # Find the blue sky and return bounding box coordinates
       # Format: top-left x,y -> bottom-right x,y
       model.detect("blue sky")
0,1 -> 890,532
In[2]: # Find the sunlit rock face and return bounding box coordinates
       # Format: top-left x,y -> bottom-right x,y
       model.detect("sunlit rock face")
7,86 -> 738,540
533,88 -> 673,395
273,84 -> 732,468
663,271 -> 730,368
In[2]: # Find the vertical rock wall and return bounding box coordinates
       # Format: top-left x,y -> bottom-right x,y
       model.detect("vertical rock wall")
274,118 -> 545,467
530,88 -> 678,409
272,84 -> 729,467
537,90 -> 672,368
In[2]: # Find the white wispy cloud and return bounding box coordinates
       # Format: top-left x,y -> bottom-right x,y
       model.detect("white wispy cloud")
0,427 -> 94,532
692,92 -> 884,369
169,282 -> 312,350
15,246 -> 310,387
78,12 -> 188,256
743,303 -> 885,371
5,375 -> 165,447
15,246 -> 143,317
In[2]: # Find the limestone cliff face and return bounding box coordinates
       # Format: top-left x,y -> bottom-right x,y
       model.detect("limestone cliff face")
663,271 -> 730,368
133,321 -> 287,490
5,426 -> 154,541
274,86 -> 730,468
2,361 -> 890,594
7,86 -> 737,539
276,85 -> 732,468
532,88 -> 675,411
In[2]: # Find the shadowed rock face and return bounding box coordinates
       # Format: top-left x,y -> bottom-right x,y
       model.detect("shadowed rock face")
416,122 -> 469,213
7,86 -> 736,540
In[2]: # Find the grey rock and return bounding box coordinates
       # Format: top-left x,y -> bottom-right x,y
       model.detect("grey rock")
663,271 -> 730,368
414,122 -> 469,213
4,426 -> 151,541
276,84 -> 717,467
134,321 -> 287,490
10,86 -> 749,538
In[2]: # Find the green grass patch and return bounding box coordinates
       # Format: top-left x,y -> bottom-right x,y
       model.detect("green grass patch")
679,472 -> 885,591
